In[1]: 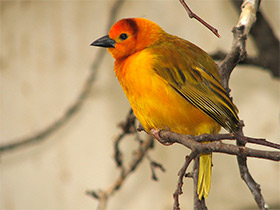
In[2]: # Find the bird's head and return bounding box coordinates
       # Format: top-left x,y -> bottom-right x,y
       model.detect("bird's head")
91,18 -> 164,60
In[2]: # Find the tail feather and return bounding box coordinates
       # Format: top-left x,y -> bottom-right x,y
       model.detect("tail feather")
197,153 -> 212,200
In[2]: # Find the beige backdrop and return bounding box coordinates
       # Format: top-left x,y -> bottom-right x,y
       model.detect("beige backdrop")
1,0 -> 279,209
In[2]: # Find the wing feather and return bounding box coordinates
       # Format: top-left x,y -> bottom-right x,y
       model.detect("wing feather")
151,39 -> 239,132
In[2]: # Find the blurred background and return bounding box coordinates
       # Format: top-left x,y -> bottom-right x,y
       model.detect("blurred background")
1,0 -> 279,209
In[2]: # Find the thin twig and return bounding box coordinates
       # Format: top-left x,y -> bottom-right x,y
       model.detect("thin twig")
231,0 -> 280,78
114,109 -> 137,167
217,0 -> 269,209
148,159 -> 166,181
211,50 -> 270,69
218,0 -> 260,93
236,129 -> 269,210
91,1 -> 277,210
0,0 -> 125,155
157,130 -> 280,161
179,0 -> 220,37
193,157 -> 207,210
88,106 -> 159,209
87,136 -> 154,210
0,49 -> 101,154
165,132 -> 280,150
173,152 -> 198,210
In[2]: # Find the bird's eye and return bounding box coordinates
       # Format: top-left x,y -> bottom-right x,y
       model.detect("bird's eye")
119,33 -> 128,40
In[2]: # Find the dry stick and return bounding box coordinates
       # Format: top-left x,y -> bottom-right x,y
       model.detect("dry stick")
87,136 -> 154,210
193,157 -> 207,210
173,152 -> 198,210
179,0 -> 220,38
94,0 -> 276,209
155,130 -> 280,210
0,50 -> 101,154
114,109 -> 136,167
231,0 -> 280,78
236,130 -> 269,210
218,0 -> 259,93
220,0 -> 269,209
158,131 -> 280,161
87,108 -> 162,209
173,0 -> 263,209
175,1 -> 220,208
211,50 -> 270,70
134,130 -> 165,181
175,132 -> 280,150
0,0 -> 125,155
151,128 -> 280,210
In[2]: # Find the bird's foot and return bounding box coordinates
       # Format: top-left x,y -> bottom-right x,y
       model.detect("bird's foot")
150,129 -> 173,146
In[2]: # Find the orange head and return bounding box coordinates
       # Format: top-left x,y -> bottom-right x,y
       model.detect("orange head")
91,18 -> 164,60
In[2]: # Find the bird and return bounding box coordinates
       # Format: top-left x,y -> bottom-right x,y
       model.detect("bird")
91,17 -> 239,200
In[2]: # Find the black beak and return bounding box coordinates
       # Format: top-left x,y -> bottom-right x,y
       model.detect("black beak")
90,35 -> 115,48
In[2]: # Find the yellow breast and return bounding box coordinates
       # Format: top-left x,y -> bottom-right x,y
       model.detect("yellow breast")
114,49 -> 220,135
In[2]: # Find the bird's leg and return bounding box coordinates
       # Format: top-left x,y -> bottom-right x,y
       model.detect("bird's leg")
150,128 -> 173,146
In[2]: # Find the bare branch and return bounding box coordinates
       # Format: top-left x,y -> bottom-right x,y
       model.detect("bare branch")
173,152 -> 198,210
146,153 -> 166,181
211,50 -> 268,69
89,1 -> 278,210
156,130 -> 280,161
193,157 -> 208,210
179,0 -> 220,37
236,148 -> 269,210
87,108 -> 160,209
231,0 -> 280,78
0,51 -> 100,154
114,109 -> 137,167
87,135 -> 154,210
0,0 -> 125,155
164,132 -> 280,150
212,11 -> 280,78
219,0 -> 260,93
216,1 -> 271,208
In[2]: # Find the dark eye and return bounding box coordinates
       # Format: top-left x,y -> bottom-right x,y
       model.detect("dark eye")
119,33 -> 128,40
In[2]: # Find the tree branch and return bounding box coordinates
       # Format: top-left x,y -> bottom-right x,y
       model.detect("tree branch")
179,0 -> 220,37
173,152 -> 198,210
193,157 -> 207,210
217,1 -> 271,209
211,8 -> 280,79
87,109 -> 157,210
219,0 -> 260,94
231,0 -> 280,78
87,136 -> 154,210
90,1 -> 278,209
0,0 -> 125,155
156,130 -> 280,161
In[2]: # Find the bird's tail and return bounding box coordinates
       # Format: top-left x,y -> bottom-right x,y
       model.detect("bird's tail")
197,152 -> 212,200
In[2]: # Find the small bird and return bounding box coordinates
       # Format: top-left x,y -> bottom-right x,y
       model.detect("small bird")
91,18 -> 239,200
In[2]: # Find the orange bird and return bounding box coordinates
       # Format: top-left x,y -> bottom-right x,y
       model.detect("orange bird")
91,18 -> 239,200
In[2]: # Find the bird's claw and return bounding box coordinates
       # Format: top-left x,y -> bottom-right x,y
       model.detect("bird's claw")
150,129 -> 173,146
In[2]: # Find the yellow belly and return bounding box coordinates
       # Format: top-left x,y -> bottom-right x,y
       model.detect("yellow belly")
115,50 -> 221,136
115,48 -> 218,200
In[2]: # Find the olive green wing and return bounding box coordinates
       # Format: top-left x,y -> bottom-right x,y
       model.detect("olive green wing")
151,42 -> 239,132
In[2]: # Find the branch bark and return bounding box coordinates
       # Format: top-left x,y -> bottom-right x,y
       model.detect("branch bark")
211,7 -> 280,78
0,0 -> 125,155
231,0 -> 280,78
173,152 -> 198,210
89,1 -> 278,209
219,0 -> 260,94
87,136 -> 154,210
157,130 -> 280,161
179,0 -> 220,37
